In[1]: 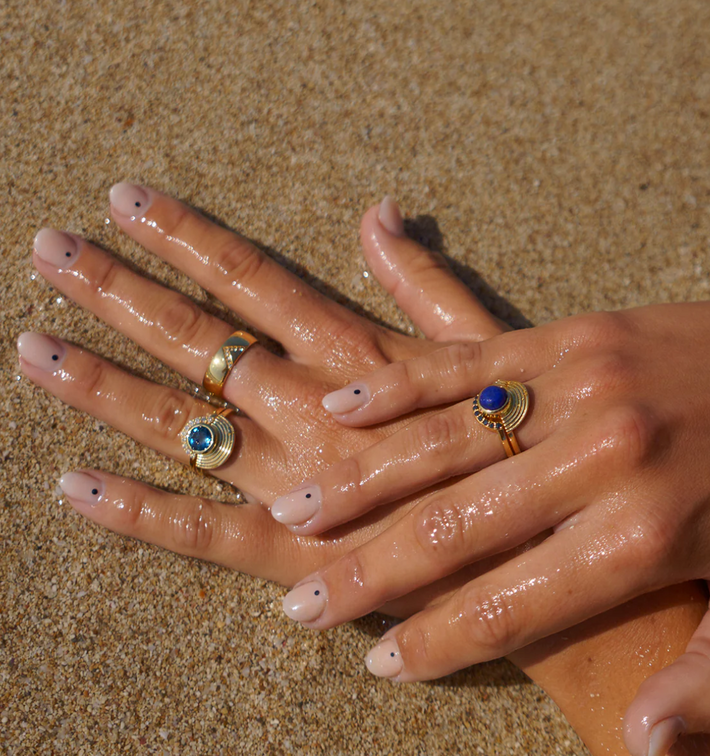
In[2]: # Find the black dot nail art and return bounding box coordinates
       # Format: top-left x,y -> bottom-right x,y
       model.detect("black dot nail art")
65,251 -> 71,257
135,201 -> 141,207
390,652 -> 395,657
354,389 -> 361,395
314,590 -> 320,596
51,354 -> 59,361
91,488 -> 98,495
306,493 -> 312,499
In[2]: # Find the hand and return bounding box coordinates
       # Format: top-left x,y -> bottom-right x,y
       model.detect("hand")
275,299 -> 710,687
20,184 -> 507,607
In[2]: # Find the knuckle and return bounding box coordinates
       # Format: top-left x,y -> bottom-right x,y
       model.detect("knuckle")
598,403 -> 657,469
156,295 -> 209,347
399,621 -> 436,668
441,341 -> 482,380
90,257 -> 123,298
624,509 -> 677,574
573,311 -> 631,350
414,496 -> 473,561
211,236 -> 266,285
145,390 -> 193,442
121,488 -> 150,532
80,357 -> 110,398
415,410 -> 468,456
459,584 -> 524,655
587,352 -> 634,397
173,497 -> 220,553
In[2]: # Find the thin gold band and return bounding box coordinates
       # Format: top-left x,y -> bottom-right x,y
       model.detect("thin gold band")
203,331 -> 258,399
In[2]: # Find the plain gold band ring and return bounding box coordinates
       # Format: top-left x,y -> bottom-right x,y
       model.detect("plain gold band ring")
203,330 -> 258,399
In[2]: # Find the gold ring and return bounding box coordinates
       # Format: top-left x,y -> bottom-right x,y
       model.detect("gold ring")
472,380 -> 529,458
203,331 -> 258,399
180,407 -> 235,470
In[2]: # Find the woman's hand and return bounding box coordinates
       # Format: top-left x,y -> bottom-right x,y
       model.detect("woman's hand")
20,184 -> 507,601
275,300 -> 710,681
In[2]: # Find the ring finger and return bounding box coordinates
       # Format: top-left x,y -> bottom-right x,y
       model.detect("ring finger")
271,368 -> 579,534
17,332 -> 282,495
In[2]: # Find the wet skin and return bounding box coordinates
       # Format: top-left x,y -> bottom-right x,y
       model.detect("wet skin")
19,185 -> 709,756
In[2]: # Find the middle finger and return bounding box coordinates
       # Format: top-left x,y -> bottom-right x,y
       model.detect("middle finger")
32,228 -> 308,432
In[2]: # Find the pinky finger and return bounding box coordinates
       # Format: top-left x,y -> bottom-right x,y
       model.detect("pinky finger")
58,469 -> 311,584
624,596 -> 710,756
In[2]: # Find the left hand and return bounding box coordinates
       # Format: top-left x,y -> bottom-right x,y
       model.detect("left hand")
275,300 -> 710,686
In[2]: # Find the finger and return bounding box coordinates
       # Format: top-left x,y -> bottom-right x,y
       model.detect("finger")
278,409 -> 636,628
360,517 -> 654,683
321,332 -> 546,426
279,402 -> 647,629
361,199 -> 505,342
624,596 -> 710,756
108,183 -> 371,362
57,469 -> 317,583
32,228 -> 306,431
272,373 -> 557,533
17,332 -> 281,494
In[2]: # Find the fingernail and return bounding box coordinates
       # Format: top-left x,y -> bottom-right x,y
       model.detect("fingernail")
322,384 -> 370,414
59,471 -> 105,507
17,332 -> 66,371
109,182 -> 151,219
648,717 -> 685,756
271,485 -> 322,526
282,581 -> 327,623
365,639 -> 403,678
33,228 -> 80,268
378,196 -> 404,237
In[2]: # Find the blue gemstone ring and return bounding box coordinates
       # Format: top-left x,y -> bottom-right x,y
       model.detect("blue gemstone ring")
180,407 -> 235,470
472,380 -> 529,457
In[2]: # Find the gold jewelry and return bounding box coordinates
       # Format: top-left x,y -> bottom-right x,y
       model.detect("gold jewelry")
472,380 -> 529,458
203,331 -> 258,399
180,407 -> 235,470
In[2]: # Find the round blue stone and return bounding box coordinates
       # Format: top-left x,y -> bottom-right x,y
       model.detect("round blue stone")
188,424 -> 214,452
479,385 -> 508,412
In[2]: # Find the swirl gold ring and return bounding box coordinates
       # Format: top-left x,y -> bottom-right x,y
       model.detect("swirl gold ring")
203,331 -> 258,399
180,407 -> 235,470
472,380 -> 530,458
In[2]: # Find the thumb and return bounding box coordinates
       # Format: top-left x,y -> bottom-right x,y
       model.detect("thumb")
624,591 -> 710,756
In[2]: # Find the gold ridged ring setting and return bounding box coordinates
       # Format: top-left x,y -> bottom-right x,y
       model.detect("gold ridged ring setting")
472,380 -> 529,457
180,407 -> 235,470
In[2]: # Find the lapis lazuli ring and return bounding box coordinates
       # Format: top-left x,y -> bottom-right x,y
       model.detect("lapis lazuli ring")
203,331 -> 258,399
472,380 -> 530,458
180,407 -> 235,470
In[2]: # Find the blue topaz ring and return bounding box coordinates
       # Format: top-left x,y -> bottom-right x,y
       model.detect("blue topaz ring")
180,407 -> 235,470
203,331 -> 258,399
472,380 -> 530,458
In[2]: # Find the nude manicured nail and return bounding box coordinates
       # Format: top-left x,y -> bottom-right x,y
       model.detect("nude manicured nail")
59,472 -> 105,507
33,228 -> 80,268
647,717 -> 685,756
378,196 -> 404,237
109,182 -> 151,219
17,332 -> 66,371
365,639 -> 403,678
322,384 -> 370,414
282,581 -> 327,622
271,485 -> 321,525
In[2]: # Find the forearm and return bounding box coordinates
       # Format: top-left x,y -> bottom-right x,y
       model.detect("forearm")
510,582 -> 710,756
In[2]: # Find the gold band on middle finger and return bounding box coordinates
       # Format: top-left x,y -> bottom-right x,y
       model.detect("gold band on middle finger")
203,330 -> 258,399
